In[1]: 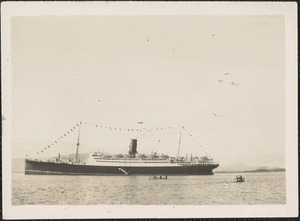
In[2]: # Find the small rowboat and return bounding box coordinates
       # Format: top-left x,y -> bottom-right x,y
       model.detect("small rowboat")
149,175 -> 168,180
235,175 -> 245,182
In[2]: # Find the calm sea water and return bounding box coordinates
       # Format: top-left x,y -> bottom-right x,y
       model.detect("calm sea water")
12,172 -> 285,205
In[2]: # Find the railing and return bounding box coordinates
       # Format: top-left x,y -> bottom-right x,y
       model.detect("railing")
27,157 -> 219,165
88,157 -> 218,165
178,161 -> 219,166
91,158 -> 170,163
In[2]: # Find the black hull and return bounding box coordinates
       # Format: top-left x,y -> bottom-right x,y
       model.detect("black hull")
25,159 -> 219,176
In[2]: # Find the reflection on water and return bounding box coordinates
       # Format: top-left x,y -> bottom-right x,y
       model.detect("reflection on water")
12,172 -> 285,205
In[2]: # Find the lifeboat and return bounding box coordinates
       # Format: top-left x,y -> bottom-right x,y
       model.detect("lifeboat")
159,154 -> 169,159
112,154 -> 124,158
137,154 -> 148,159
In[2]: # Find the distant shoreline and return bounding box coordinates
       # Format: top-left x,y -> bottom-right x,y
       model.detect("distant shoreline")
215,168 -> 285,173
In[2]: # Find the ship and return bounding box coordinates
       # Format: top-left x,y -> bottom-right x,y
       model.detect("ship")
25,125 -> 219,176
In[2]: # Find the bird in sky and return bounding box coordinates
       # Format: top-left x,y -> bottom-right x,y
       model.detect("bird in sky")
218,79 -> 223,83
231,81 -> 241,86
213,113 -> 222,117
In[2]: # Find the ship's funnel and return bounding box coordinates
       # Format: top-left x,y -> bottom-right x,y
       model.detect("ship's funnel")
128,139 -> 137,157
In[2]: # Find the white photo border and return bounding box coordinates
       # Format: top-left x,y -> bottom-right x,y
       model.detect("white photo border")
1,1 -> 298,219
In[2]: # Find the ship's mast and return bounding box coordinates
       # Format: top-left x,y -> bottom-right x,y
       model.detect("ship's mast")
177,126 -> 182,159
75,123 -> 81,160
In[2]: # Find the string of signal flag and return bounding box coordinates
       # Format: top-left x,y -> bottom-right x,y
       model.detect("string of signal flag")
36,121 -> 204,156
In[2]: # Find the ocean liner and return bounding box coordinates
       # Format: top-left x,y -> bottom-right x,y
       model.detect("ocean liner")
25,126 -> 219,176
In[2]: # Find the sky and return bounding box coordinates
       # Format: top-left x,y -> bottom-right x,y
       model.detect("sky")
10,15 -> 285,170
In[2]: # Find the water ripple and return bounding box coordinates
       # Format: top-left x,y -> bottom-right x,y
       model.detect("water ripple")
12,172 -> 285,205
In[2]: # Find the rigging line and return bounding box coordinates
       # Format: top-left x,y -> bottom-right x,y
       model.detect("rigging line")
181,126 -> 204,149
45,122 -> 79,151
83,121 -> 178,132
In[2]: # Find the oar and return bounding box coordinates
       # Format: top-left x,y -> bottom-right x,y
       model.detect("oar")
223,181 -> 234,188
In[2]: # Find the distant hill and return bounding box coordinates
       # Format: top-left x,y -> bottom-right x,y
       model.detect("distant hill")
12,158 -> 25,173
215,168 -> 285,173
251,168 -> 285,172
